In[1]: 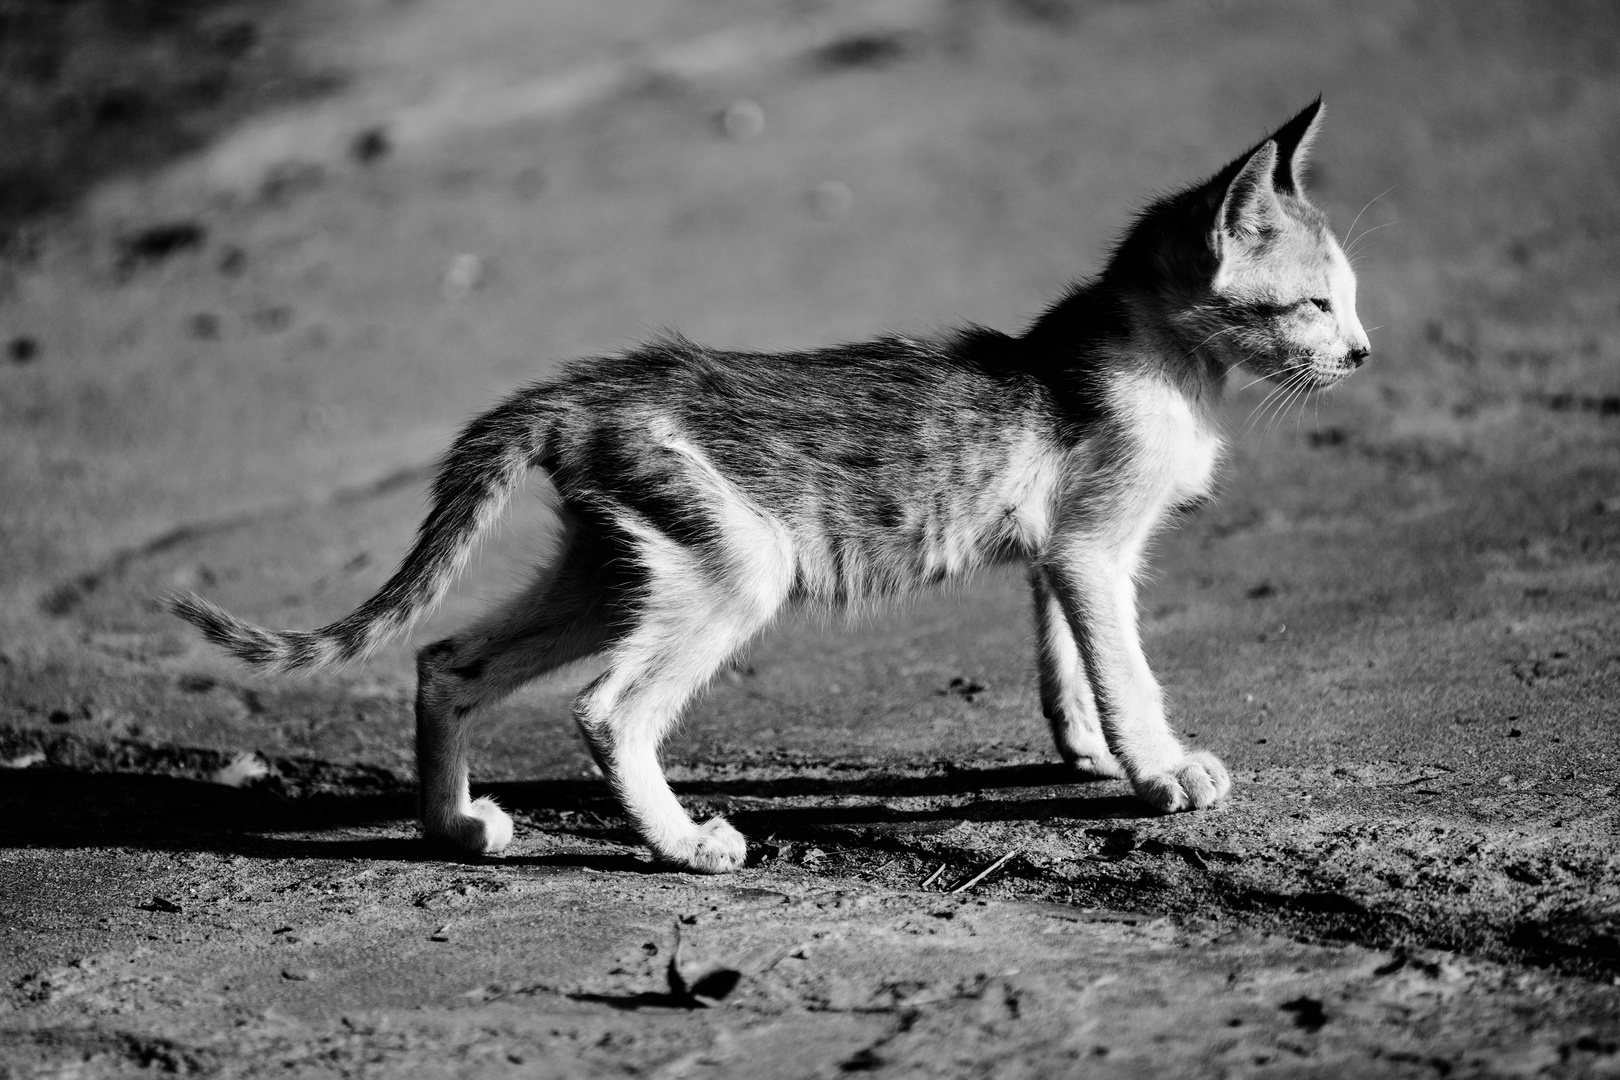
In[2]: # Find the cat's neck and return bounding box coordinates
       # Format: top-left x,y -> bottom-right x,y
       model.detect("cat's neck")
1019,279 -> 1228,403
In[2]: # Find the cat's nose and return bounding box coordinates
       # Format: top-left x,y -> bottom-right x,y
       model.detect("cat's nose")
1347,344 -> 1370,367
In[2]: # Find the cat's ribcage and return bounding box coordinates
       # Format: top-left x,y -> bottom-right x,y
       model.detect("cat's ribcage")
772,427 -> 1065,602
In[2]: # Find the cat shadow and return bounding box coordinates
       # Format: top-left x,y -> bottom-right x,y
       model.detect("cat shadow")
0,761 -> 1153,861
723,792 -> 1148,839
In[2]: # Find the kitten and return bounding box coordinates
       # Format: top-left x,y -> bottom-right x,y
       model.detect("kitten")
170,99 -> 1369,873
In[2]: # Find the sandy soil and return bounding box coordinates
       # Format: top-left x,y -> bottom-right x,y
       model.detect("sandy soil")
4,0 -> 1620,1075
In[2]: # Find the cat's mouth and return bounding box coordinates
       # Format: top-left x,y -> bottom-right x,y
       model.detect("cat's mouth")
1306,362 -> 1356,387
1265,358 -> 1354,389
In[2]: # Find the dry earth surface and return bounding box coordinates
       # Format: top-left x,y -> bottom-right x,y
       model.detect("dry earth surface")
3,0 -> 1620,1076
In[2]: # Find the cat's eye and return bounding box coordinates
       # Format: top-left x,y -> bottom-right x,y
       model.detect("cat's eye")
1308,297 -> 1332,313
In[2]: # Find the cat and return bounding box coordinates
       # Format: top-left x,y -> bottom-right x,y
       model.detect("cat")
170,99 -> 1369,874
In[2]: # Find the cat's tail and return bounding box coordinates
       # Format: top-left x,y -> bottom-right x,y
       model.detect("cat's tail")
167,385 -> 559,675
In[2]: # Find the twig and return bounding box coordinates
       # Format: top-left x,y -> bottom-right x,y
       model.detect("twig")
948,850 -> 1019,894
919,863 -> 947,890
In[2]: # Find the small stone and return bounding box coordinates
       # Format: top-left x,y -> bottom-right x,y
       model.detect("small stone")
211,752 -> 271,788
189,313 -> 220,340
718,100 -> 765,141
441,253 -> 485,300
8,335 -> 38,364
119,221 -> 206,266
351,126 -> 391,163
810,180 -> 853,219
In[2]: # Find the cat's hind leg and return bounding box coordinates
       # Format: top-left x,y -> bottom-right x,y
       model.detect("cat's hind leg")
1031,567 -> 1125,779
573,509 -> 795,874
414,512 -> 633,855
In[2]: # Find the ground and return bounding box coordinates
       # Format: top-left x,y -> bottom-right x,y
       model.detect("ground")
3,0 -> 1620,1076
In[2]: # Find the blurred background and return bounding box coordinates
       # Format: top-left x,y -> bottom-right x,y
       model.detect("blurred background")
1,0 -> 1617,794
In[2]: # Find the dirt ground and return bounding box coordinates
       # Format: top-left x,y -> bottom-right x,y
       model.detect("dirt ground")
4,0 -> 1620,1076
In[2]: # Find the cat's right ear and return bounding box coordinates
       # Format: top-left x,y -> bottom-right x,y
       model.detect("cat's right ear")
1213,140 -> 1283,252
1267,97 -> 1323,195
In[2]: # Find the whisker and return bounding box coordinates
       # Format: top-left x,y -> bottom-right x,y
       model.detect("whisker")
1179,325 -> 1237,362
1262,375 -> 1302,437
1265,369 -> 1315,438
1346,219 -> 1398,258
1233,347 -> 1283,395
1342,186 -> 1394,249
1274,382 -> 1311,438
1241,380 -> 1287,432
1243,364 -> 1308,435
1293,375 -> 1317,436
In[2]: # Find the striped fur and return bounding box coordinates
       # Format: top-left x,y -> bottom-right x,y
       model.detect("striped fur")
170,101 -> 1370,872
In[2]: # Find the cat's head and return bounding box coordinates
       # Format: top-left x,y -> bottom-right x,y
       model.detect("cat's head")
1202,100 -> 1370,387
1119,99 -> 1371,389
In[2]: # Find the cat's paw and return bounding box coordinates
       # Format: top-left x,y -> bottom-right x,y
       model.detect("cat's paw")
467,796 -> 515,852
1132,751 -> 1231,813
1066,750 -> 1127,780
659,816 -> 748,875
1050,717 -> 1127,779
425,796 -> 514,856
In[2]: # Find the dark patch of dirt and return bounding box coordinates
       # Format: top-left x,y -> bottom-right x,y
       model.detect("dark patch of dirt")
0,0 -> 335,246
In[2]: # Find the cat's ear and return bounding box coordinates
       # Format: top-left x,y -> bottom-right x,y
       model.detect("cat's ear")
1215,139 -> 1283,244
1267,97 -> 1324,195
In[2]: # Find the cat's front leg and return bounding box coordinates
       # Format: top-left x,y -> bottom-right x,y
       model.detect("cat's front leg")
1030,567 -> 1125,779
1043,544 -> 1230,812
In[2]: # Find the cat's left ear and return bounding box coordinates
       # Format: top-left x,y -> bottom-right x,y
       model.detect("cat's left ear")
1215,139 -> 1283,243
1266,97 -> 1324,196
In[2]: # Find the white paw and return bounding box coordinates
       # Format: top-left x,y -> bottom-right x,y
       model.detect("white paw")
468,797 -> 514,853
1132,751 -> 1231,813
1052,721 -> 1127,780
659,816 -> 748,875
425,796 -> 514,856
1065,749 -> 1127,780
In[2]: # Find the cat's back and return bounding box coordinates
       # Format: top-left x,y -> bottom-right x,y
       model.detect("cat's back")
557,331 -> 1052,468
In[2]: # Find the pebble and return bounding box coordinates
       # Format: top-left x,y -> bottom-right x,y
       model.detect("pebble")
810,180 -> 853,218
719,100 -> 765,141
442,253 -> 485,299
